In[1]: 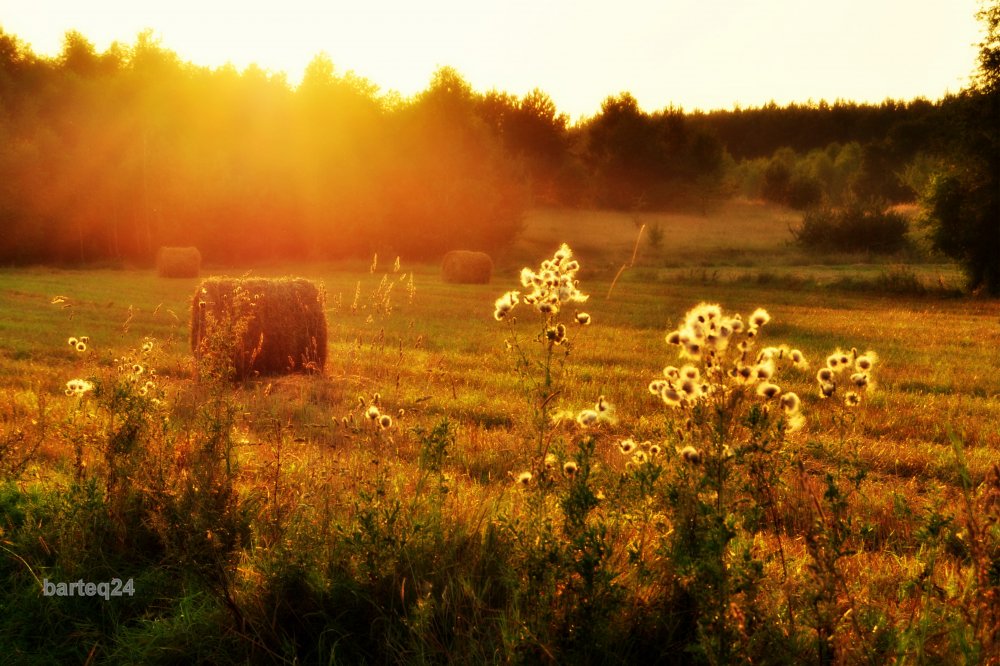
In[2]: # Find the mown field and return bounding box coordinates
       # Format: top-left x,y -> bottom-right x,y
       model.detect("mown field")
1,201 -> 999,664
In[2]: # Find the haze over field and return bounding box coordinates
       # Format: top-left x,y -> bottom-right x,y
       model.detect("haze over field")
3,0 -> 983,118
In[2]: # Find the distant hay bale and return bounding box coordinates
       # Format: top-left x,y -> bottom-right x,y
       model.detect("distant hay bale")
156,246 -> 201,278
190,277 -> 328,380
441,250 -> 493,284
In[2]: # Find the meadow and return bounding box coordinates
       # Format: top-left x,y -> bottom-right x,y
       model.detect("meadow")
1,200 -> 998,664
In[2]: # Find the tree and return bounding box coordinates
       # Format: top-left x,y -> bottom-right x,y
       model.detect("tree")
923,1 -> 1000,294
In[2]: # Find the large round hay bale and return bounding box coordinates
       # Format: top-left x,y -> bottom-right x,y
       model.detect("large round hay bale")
190,277 -> 328,380
441,250 -> 493,284
156,246 -> 202,278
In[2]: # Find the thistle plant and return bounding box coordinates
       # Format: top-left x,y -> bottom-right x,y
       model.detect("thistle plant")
494,243 -> 590,465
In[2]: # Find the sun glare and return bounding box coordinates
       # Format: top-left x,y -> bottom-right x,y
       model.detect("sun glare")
1,0 -> 982,118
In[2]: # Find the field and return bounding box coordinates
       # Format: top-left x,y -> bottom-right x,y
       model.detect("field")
1,201 -> 999,664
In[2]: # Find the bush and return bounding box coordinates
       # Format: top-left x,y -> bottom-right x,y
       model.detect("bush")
793,202 -> 909,253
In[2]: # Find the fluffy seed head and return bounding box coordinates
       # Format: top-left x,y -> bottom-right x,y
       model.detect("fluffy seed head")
749,308 -> 770,327
563,461 -> 578,477
844,392 -> 861,407
679,445 -> 701,464
780,392 -> 801,414
756,382 -> 781,399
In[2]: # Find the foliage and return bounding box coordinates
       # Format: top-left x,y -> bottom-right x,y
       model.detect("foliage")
793,201 -> 909,253
919,0 -> 1000,294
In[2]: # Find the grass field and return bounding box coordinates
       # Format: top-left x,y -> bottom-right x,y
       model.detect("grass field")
1,202 -> 999,663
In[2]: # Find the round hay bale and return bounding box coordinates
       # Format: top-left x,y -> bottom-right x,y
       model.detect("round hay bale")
156,246 -> 202,278
190,277 -> 328,380
441,250 -> 493,284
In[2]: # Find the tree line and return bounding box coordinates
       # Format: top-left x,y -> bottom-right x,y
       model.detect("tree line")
0,27 -> 987,269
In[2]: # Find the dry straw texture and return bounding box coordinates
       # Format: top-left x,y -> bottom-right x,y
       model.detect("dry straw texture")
190,277 -> 328,379
441,250 -> 493,284
156,246 -> 202,278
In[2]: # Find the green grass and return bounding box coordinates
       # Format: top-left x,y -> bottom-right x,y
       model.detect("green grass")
1,202 -> 999,663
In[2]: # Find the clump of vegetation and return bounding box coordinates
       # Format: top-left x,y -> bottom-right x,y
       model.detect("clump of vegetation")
792,201 -> 909,253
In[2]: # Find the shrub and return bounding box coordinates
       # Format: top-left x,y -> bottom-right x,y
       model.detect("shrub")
793,201 -> 909,253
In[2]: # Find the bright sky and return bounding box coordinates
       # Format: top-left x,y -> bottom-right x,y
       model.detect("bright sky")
1,0 -> 984,120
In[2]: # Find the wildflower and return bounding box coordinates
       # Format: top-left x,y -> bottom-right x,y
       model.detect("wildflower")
816,368 -> 834,383
663,366 -> 680,380
520,267 -> 536,287
844,392 -> 861,407
618,438 -> 637,455
790,349 -> 808,369
855,352 -> 877,371
632,450 -> 649,465
649,443 -> 662,456
516,471 -> 532,486
680,365 -> 700,381
756,382 -> 781,399
575,312 -> 591,325
661,386 -> 683,407
493,291 -> 520,321
563,460 -> 578,477
545,323 -> 567,344
749,308 -> 770,327
679,445 -> 702,465
754,359 -> 775,381
850,373 -> 870,390
365,405 -> 381,420
665,330 -> 682,345
576,409 -> 599,427
65,379 -> 94,397
132,363 -> 144,375
544,453 -> 558,470
142,341 -> 154,353
682,341 -> 702,361
596,395 -> 611,413
67,337 -> 78,346
75,342 -> 87,352
80,336 -> 89,344
649,379 -> 668,395
379,414 -> 393,429
780,392 -> 801,414
819,382 -> 836,398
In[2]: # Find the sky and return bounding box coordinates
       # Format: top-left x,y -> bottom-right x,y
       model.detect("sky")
1,0 -> 985,120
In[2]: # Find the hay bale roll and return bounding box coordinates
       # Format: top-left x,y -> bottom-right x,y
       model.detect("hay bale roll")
441,250 -> 493,284
191,277 -> 328,379
156,246 -> 202,278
